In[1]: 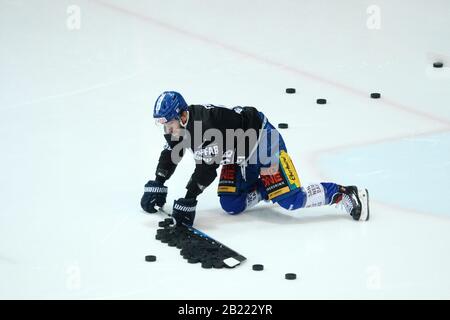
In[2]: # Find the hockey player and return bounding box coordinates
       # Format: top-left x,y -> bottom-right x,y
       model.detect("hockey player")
141,91 -> 369,227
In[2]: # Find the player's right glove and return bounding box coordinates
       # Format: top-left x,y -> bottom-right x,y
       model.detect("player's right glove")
172,198 -> 197,227
140,180 -> 168,213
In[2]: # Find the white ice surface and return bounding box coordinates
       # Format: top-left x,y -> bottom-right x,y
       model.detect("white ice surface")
1,0 -> 450,299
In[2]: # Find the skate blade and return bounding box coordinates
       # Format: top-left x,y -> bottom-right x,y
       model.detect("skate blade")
358,188 -> 370,221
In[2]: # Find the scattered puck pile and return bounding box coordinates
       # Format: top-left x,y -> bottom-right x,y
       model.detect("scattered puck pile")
279,86 -> 389,130
252,264 -> 297,280
282,59 -> 443,114
152,218 -> 238,269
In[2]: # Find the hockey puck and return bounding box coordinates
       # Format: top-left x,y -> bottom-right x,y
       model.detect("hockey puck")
202,261 -> 213,269
164,218 -> 174,225
316,99 -> 327,105
252,264 -> 264,271
278,123 -> 288,129
433,62 -> 444,68
168,241 -> 177,247
158,221 -> 169,228
145,255 -> 156,262
285,88 -> 296,94
285,273 -> 296,280
188,258 -> 200,264
370,92 -> 381,99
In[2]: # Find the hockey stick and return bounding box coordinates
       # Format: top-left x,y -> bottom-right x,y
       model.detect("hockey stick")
156,207 -> 246,268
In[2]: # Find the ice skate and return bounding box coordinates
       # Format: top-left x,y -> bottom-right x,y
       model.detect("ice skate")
331,186 -> 369,221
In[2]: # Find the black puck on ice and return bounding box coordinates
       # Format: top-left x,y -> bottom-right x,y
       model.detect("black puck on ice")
252,264 -> 264,271
316,99 -> 327,105
145,255 -> 156,262
158,221 -> 169,228
213,261 -> 225,269
168,241 -> 177,247
285,273 -> 296,280
286,88 -> 296,94
278,123 -> 289,129
370,92 -> 381,99
164,218 -> 174,225
188,258 -> 200,264
433,62 -> 444,68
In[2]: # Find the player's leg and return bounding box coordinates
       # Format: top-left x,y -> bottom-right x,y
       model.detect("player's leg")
256,115 -> 305,207
217,164 -> 244,214
217,164 -> 264,215
261,160 -> 369,220
256,114 -> 369,220
219,193 -> 247,215
274,182 -> 337,210
218,111 -> 283,215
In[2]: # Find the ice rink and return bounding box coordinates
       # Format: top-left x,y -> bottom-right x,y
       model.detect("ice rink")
1,0 -> 450,299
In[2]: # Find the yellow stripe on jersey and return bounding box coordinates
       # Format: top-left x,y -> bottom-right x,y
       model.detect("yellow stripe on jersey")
280,150 -> 301,189
268,186 -> 291,200
218,186 -> 237,193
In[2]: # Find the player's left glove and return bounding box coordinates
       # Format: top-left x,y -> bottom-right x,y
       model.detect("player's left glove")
172,198 -> 197,227
140,180 -> 168,214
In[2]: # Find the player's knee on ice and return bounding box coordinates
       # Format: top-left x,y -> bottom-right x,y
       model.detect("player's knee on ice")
220,189 -> 308,213
219,194 -> 247,215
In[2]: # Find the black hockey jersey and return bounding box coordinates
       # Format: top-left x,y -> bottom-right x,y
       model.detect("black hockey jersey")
155,104 -> 263,197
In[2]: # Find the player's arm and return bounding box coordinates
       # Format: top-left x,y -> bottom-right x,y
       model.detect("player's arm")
185,163 -> 219,199
140,135 -> 186,213
171,162 -> 220,227
155,137 -> 185,183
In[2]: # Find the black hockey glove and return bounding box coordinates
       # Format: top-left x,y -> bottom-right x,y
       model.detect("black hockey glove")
140,180 -> 168,213
172,198 -> 197,227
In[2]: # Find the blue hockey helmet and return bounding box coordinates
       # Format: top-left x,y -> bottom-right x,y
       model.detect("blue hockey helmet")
153,91 -> 188,124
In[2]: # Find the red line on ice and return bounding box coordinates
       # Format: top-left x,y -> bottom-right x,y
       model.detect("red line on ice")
92,0 -> 450,128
